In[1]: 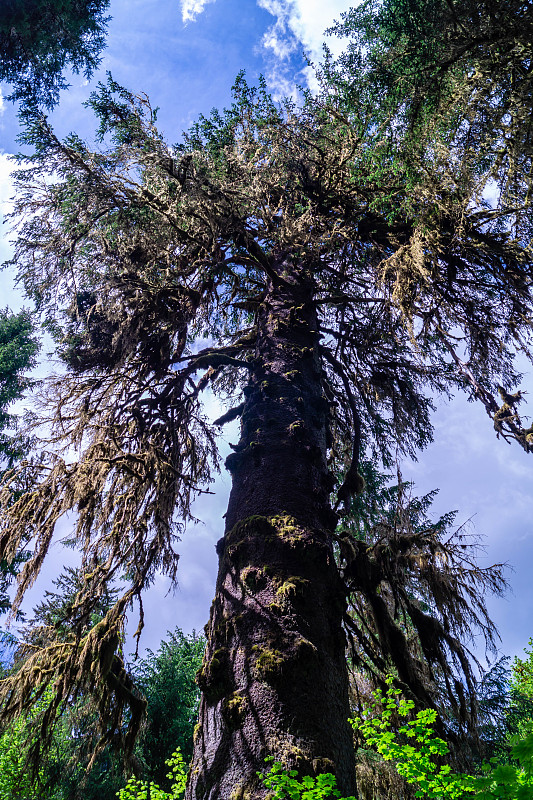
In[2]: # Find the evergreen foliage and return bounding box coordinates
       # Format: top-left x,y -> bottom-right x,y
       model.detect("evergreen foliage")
326,0 -> 533,449
0,0 -> 110,109
131,629 -> 205,786
0,622 -> 203,800
0,308 -> 38,623
0,307 -> 39,466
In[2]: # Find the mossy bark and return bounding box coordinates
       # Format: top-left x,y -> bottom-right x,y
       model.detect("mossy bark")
186,269 -> 355,799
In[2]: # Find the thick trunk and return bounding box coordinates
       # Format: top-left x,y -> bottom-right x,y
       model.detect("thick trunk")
186,273 -> 356,799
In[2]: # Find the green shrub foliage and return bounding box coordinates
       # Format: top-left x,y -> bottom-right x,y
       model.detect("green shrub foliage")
259,759 -> 356,800
351,679 -> 533,800
117,748 -> 187,800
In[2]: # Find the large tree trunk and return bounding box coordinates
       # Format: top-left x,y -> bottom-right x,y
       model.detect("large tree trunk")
186,269 -> 356,799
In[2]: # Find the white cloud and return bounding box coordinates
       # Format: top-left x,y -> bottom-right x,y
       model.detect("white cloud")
257,0 -> 298,58
262,23 -> 298,61
0,88 -> 4,117
180,0 -> 217,24
255,0 -> 301,97
256,0 -> 354,97
176,0 -> 354,94
287,0 -> 352,62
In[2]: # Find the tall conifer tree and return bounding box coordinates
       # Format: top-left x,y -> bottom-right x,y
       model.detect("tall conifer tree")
1,1 -> 533,794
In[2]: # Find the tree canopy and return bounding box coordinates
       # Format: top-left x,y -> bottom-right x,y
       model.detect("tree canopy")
132,629 -> 204,786
0,308 -> 39,460
0,309 -> 38,623
0,0 -> 110,109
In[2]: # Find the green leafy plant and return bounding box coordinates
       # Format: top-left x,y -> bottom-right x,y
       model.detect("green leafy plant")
259,758 -> 356,800
512,639 -> 533,702
0,692 -> 53,800
0,714 -> 41,800
350,679 -> 474,799
117,747 -> 187,800
351,678 -> 533,800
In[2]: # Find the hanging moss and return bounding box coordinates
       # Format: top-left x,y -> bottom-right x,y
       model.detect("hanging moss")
276,576 -> 309,600
312,757 -> 336,775
240,566 -> 267,591
222,692 -> 247,729
252,645 -> 286,679
268,735 -> 308,770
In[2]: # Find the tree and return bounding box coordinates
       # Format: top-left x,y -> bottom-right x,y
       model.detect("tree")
1,10 -> 533,792
5,566 -> 131,797
0,308 -> 38,623
0,0 -> 110,109
326,0 -> 533,408
328,0 -> 533,177
0,698 -> 48,800
45,625 -> 202,800
512,639 -> 533,702
132,629 -> 205,787
0,307 -> 39,465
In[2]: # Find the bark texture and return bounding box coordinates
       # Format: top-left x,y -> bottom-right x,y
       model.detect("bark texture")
186,270 -> 356,799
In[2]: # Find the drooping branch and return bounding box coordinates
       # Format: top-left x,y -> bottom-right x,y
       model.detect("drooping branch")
0,591 -> 146,779
321,348 -> 363,509
439,334 -> 533,451
338,478 -> 507,753
213,403 -> 245,427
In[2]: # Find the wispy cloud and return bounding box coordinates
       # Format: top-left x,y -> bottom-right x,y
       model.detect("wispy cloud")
283,0 -> 352,63
256,0 -> 353,98
258,0 -> 299,58
175,0 -> 353,96
180,0 -> 217,24
255,0 -> 301,98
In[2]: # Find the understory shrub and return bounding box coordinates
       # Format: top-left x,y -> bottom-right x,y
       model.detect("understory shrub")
117,748 -> 187,800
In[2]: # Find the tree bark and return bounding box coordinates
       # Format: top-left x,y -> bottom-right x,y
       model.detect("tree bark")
186,268 -> 356,799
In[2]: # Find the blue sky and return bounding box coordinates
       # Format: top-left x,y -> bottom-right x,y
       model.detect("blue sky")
0,0 -> 532,669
